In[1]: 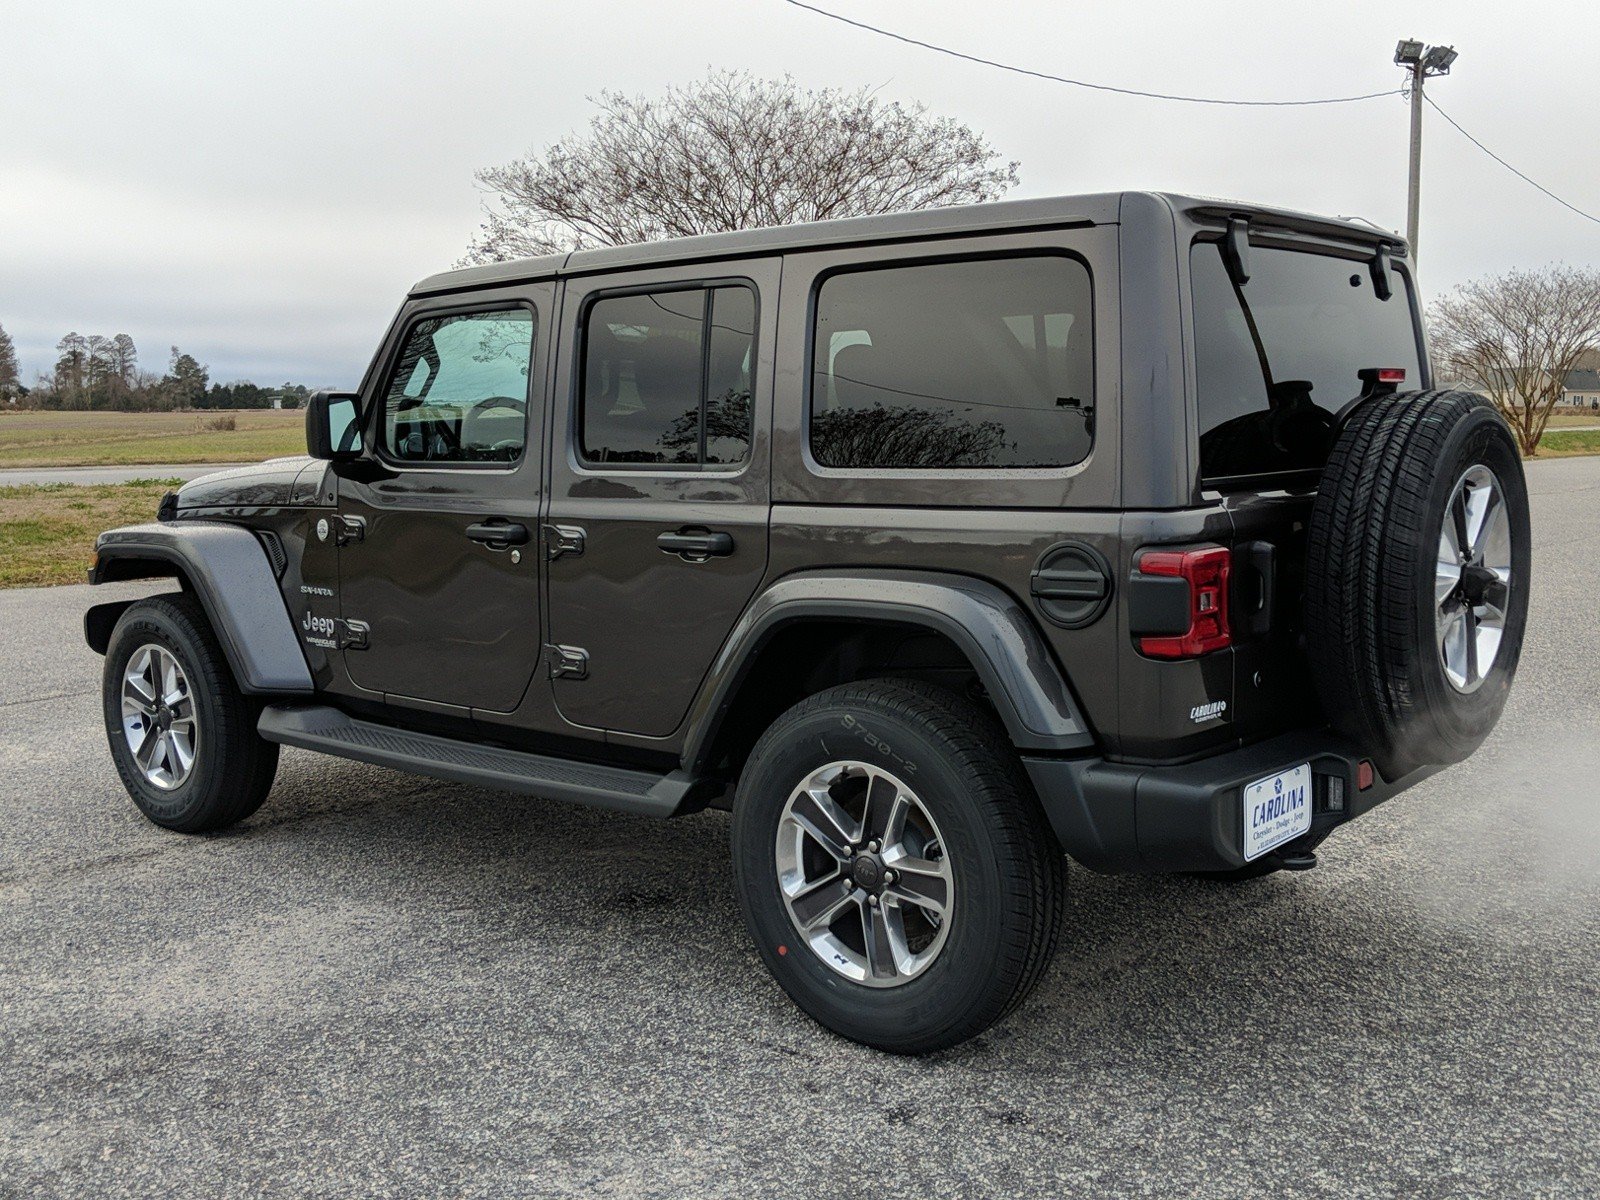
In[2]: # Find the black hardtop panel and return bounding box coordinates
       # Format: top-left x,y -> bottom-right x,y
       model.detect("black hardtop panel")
410,191 -> 1399,299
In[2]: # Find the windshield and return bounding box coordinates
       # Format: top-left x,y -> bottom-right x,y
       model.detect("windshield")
1191,240 -> 1423,483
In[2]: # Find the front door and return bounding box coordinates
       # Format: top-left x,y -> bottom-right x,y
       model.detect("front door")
545,260 -> 778,737
335,287 -> 550,713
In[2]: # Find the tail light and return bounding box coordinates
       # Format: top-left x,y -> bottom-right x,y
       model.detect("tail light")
1136,545 -> 1232,658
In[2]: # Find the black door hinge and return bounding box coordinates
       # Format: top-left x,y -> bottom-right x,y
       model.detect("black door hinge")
545,644 -> 589,680
544,524 -> 586,561
335,515 -> 367,546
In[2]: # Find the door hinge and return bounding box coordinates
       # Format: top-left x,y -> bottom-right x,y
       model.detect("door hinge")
543,524 -> 586,561
338,619 -> 370,651
545,644 -> 589,680
335,515 -> 367,545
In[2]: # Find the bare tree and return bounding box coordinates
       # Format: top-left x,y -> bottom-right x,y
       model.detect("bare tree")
1430,266 -> 1600,455
464,70 -> 1019,264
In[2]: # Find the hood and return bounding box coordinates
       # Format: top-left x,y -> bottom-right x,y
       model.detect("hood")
176,456 -> 330,511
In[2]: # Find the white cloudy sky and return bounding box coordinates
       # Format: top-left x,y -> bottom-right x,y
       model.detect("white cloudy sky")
3,0 -> 1598,385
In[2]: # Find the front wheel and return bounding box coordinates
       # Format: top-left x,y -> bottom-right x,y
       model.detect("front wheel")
102,593 -> 279,832
731,679 -> 1063,1054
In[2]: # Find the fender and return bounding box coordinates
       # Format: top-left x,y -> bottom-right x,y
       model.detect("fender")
681,569 -> 1095,773
86,522 -> 313,695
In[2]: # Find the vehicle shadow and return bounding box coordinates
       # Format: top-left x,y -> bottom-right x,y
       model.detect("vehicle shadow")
242,748 -> 1567,1093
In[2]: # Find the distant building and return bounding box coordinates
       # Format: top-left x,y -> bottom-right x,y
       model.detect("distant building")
1561,367 -> 1600,411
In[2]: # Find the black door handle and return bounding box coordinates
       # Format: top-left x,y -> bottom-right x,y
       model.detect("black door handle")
657,529 -> 735,560
466,520 -> 531,547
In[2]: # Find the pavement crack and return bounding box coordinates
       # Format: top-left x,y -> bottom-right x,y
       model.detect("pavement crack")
0,689 -> 95,710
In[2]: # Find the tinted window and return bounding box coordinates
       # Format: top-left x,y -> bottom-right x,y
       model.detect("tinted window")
382,308 -> 534,464
1192,241 -> 1423,481
810,256 -> 1093,469
580,286 -> 755,466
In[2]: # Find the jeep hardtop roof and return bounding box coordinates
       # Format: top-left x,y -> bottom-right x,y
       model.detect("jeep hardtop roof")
411,191 -> 1402,298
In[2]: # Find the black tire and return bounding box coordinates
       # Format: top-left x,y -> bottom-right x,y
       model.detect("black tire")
102,593 -> 279,832
731,679 -> 1063,1054
1305,391 -> 1530,778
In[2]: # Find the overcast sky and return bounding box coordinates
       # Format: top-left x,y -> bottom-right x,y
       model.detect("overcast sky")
3,0 -> 1598,385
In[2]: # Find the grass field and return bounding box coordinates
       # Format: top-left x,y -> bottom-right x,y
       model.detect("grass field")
0,410 -> 304,468
0,479 -> 179,588
1537,429 -> 1600,457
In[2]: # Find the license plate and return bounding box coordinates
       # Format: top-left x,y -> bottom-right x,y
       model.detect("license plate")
1242,763 -> 1312,861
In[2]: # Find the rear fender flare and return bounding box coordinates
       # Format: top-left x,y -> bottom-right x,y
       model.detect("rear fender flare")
682,570 -> 1095,774
87,522 -> 313,695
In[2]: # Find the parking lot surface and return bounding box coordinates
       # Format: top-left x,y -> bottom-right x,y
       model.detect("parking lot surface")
2,457 -> 1597,1198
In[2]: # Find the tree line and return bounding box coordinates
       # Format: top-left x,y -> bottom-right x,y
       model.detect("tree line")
0,323 -> 311,412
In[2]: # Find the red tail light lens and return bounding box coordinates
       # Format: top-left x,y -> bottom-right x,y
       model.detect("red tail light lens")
1138,546 -> 1232,658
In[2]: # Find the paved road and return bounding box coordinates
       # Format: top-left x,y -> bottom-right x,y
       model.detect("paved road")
2,459 -> 1598,1198
0,463 -> 235,487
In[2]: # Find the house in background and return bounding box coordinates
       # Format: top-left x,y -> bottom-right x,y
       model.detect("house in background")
1561,350 -> 1600,410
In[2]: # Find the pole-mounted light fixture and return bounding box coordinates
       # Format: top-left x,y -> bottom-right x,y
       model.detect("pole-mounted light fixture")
1394,39 -> 1460,266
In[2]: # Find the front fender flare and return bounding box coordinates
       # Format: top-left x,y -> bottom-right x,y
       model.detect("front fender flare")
682,570 -> 1095,773
87,522 -> 313,695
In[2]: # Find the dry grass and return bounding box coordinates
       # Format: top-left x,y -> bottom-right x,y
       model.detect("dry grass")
0,410 -> 302,468
0,480 -> 180,588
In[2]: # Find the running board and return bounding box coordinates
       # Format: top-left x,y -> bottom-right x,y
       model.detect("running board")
258,704 -> 714,818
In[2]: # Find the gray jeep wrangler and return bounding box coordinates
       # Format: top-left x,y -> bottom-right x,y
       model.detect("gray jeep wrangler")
87,193 -> 1529,1053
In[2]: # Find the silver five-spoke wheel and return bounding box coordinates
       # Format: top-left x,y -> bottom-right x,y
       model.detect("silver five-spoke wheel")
1436,464 -> 1513,693
121,644 -> 199,790
775,761 -> 954,987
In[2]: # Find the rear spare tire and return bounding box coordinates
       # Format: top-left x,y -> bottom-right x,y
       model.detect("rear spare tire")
1305,390 -> 1530,778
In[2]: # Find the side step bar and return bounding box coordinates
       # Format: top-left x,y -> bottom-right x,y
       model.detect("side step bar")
258,704 -> 716,818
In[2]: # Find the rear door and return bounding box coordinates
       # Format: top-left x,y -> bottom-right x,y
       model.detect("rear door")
544,260 -> 778,737
1186,230 -> 1427,750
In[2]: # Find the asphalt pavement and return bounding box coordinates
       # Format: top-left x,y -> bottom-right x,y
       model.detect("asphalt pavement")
1,457 -> 1597,1198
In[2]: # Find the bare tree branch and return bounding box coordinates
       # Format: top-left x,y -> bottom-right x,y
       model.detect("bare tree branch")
461,70 -> 1019,265
1429,265 -> 1600,455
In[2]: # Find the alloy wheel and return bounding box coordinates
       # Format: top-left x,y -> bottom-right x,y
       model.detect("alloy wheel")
121,644 -> 199,789
774,761 -> 955,987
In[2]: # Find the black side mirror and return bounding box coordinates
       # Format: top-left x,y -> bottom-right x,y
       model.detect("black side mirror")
306,390 -> 364,460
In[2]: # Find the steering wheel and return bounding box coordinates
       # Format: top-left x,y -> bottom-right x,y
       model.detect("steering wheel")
462,395 -> 527,458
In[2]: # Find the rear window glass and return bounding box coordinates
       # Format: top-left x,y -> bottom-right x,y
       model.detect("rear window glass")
1191,240 -> 1422,482
810,256 -> 1093,469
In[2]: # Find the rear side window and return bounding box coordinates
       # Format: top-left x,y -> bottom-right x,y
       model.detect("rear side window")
1191,240 -> 1423,483
381,308 -> 534,464
580,285 -> 755,467
810,256 -> 1094,469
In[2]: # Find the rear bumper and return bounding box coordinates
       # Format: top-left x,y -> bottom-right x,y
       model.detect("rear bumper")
1023,729 -> 1444,873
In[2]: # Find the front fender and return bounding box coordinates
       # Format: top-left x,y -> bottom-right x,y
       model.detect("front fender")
681,570 -> 1095,773
87,522 -> 313,695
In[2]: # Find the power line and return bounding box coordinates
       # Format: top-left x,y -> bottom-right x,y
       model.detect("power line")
782,0 -> 1400,107
1424,94 -> 1600,227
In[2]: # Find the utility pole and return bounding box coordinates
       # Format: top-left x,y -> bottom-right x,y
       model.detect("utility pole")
1394,40 -> 1459,267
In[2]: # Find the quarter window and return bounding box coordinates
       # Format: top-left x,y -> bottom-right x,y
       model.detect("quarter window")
580,285 -> 756,466
810,256 -> 1094,469
381,308 -> 534,464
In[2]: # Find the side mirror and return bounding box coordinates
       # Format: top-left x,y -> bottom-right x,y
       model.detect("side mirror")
306,390 -> 364,460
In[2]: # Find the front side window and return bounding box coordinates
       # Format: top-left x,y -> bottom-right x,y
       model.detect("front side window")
810,256 -> 1094,469
381,308 -> 534,464
580,285 -> 755,466
1191,240 -> 1423,482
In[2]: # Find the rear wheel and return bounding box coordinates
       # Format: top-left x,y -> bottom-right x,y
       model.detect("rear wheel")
102,594 -> 279,832
731,679 -> 1063,1054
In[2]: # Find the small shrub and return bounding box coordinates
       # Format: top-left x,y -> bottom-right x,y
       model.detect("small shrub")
201,414 -> 237,432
